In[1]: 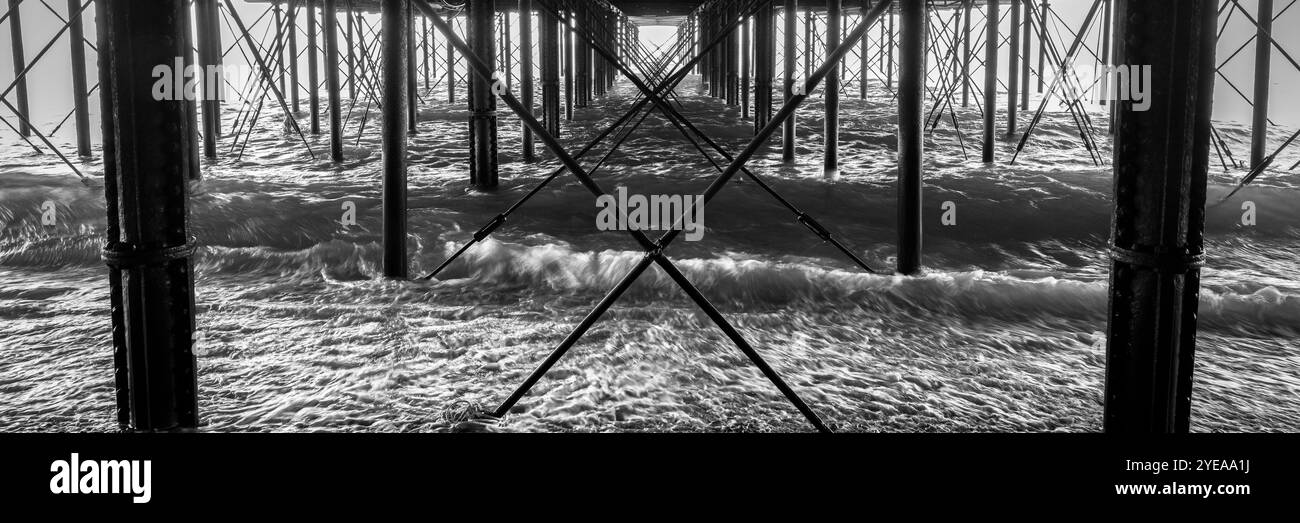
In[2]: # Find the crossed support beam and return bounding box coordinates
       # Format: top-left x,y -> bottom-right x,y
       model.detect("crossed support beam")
398,0 -> 896,432
1218,0 -> 1300,198
1,0 -> 98,166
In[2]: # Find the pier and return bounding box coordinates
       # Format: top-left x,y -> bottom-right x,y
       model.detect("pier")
0,0 -> 1286,433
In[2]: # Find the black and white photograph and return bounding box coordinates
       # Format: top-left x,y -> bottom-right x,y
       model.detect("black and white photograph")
0,0 -> 1295,509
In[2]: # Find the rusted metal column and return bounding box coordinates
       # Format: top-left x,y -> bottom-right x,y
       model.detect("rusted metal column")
591,8 -> 601,98
573,5 -> 584,108
704,8 -> 713,97
308,0 -> 320,134
585,6 -> 593,101
541,5 -> 560,137
962,0 -> 971,106
324,0 -> 343,161
982,0 -> 998,162
860,0 -> 870,100
67,0 -> 91,156
468,0 -> 498,188
1102,0 -> 1113,133
1008,0 -> 1019,136
616,13 -> 625,90
825,0 -> 840,178
422,17 -> 430,89
289,0 -> 301,112
1101,0 -> 1111,108
755,0 -> 774,134
886,6 -> 893,87
589,9 -> 599,98
1037,0 -> 1046,93
718,4 -> 727,102
879,3 -> 886,71
803,8 -> 811,84
708,7 -> 718,98
426,13 -> 435,93
609,11 -> 616,90
718,7 -> 726,99
502,8 -> 512,90
8,0 -> 30,136
693,14 -> 700,76
742,12 -> 751,118
603,9 -> 611,94
897,0 -> 925,275
181,0 -> 201,181
727,3 -> 738,106
1104,0 -> 1217,434
1250,0 -> 1273,169
950,2 -> 961,100
446,13 -> 456,103
382,0 -> 410,278
94,0 -> 129,430
563,7 -> 572,118
782,0 -> 797,163
196,0 -> 221,159
99,0 -> 201,431
275,2 -> 287,96
693,12 -> 701,76
615,13 -> 625,89
346,2 -> 355,99
1021,0 -> 1030,110
520,0 -> 535,162
577,5 -> 590,107
407,3 -> 418,133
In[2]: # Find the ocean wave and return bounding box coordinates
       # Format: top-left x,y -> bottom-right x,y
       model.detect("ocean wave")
3,223 -> 1296,334
439,239 -> 1293,329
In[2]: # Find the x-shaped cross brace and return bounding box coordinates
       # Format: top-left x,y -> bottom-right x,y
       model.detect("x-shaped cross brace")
540,0 -> 882,275
415,0 -> 895,432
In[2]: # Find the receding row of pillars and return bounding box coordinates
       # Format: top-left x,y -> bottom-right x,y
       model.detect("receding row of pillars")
6,0 -> 1270,173
382,0 -> 626,279
702,1 -> 1022,170
174,0 -> 627,174
690,0 -> 1055,267
683,0 -> 1273,174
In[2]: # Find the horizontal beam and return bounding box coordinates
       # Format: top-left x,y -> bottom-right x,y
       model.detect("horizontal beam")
245,0 -> 987,18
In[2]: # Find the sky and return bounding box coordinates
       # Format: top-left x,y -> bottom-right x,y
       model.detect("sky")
0,0 -> 1295,148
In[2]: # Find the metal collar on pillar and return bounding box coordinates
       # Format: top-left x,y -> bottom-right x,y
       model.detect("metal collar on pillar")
99,0 -> 202,431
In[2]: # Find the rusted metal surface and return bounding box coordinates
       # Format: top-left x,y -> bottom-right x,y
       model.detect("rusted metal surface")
1104,0 -> 1217,433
